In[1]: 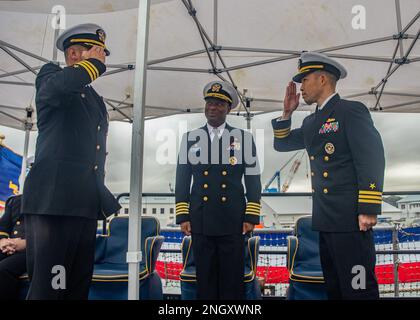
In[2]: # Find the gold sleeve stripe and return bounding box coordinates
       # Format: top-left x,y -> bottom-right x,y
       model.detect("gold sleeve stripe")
359,195 -> 382,201
274,133 -> 291,139
245,211 -> 260,216
176,212 -> 189,216
247,202 -> 261,206
75,62 -> 94,81
83,60 -> 100,78
359,190 -> 382,196
176,202 -> 189,206
274,131 -> 291,136
0,232 -> 9,237
359,199 -> 382,204
246,209 -> 261,215
246,205 -> 261,210
274,127 -> 291,133
246,204 -> 261,210
176,203 -> 189,207
79,60 -> 98,80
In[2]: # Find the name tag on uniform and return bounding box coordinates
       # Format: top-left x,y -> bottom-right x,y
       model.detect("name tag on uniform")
319,121 -> 339,134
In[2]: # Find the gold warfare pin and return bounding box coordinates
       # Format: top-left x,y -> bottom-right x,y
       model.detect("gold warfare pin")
229,156 -> 238,165
325,142 -> 335,155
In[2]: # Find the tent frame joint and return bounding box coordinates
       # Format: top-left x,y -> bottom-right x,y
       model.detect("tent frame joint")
394,57 -> 410,65
393,33 -> 409,40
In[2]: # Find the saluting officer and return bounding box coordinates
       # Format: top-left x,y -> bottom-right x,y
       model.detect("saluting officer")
176,81 -> 262,300
272,52 -> 385,299
21,23 -> 121,300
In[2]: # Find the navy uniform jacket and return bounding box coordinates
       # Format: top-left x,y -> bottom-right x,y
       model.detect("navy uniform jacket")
22,58 -> 121,220
175,124 -> 262,236
0,196 -> 24,240
272,94 -> 385,232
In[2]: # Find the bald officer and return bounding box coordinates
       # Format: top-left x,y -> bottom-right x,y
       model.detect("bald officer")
272,52 -> 385,299
22,23 -> 121,300
176,81 -> 262,299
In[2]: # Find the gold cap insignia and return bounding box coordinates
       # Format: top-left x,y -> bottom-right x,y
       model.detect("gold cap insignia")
211,84 -> 222,92
97,29 -> 106,43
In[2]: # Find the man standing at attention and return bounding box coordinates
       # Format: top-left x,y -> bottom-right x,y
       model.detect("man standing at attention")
22,23 -> 121,299
176,81 -> 261,299
272,52 -> 385,299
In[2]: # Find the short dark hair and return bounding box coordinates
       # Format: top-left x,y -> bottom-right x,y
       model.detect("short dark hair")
315,70 -> 337,86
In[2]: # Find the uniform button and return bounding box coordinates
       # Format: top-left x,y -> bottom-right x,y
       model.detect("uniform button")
94,165 -> 98,171
221,184 -> 227,189
81,93 -> 86,98
203,196 -> 208,202
204,171 -> 209,176
97,125 -> 101,131
323,172 -> 328,178
312,189 -> 315,193
96,145 -> 100,151
310,156 -> 315,161
222,170 -> 227,176
203,184 -> 208,189
311,172 -> 314,177
13,231 -> 18,235
221,197 -> 227,202
324,156 -> 329,162
16,221 -> 21,226
323,188 -> 328,194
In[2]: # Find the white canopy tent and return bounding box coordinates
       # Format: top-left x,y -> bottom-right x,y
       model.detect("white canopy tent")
0,0 -> 419,300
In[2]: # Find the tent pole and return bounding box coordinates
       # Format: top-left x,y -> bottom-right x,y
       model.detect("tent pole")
0,81 -> 34,86
18,129 -> 30,194
394,0 -> 404,57
0,66 -> 42,79
18,107 -> 33,193
381,99 -> 420,111
127,0 -> 151,301
0,110 -> 24,123
0,46 -> 38,75
52,12 -> 60,62
148,49 -> 207,66
148,66 -> 210,73
0,40 -> 50,63
213,0 -> 218,67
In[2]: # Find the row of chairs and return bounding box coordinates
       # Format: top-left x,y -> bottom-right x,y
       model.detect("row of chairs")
19,215 -> 326,299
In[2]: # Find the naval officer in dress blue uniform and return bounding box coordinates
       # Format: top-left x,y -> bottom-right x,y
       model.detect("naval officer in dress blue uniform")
21,23 -> 121,300
176,81 -> 262,299
272,52 -> 385,299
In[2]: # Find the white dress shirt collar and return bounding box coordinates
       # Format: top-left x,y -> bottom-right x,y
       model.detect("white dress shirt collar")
207,122 -> 226,141
318,92 -> 338,111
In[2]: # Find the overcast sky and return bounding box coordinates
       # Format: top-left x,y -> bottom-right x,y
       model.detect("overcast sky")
1,108 -> 420,196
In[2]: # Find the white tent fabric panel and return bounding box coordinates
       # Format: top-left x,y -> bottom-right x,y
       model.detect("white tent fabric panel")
0,0 -> 419,130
